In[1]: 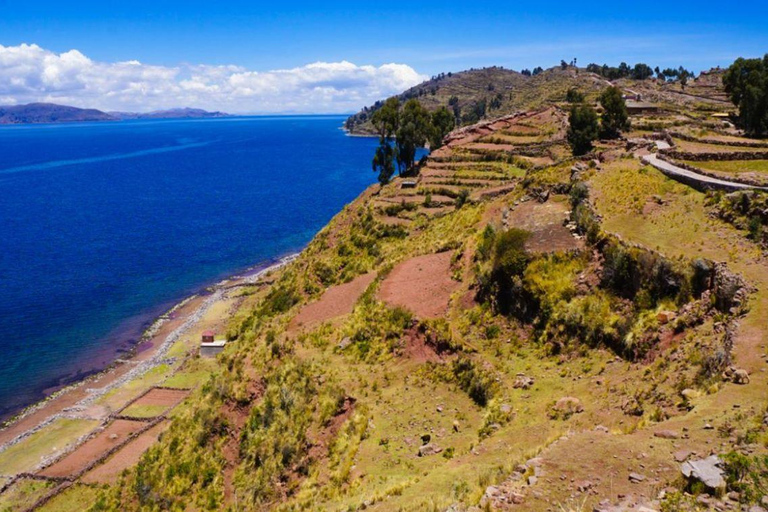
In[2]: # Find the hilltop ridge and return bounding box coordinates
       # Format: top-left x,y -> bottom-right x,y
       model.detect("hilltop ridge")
0,103 -> 230,124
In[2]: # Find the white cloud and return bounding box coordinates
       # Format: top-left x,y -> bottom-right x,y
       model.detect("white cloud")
0,44 -> 427,113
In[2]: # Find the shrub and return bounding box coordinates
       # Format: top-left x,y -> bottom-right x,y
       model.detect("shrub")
455,188 -> 470,209
449,357 -> 497,406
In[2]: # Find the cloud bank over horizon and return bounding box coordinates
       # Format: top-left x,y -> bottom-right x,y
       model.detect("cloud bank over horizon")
0,44 -> 427,113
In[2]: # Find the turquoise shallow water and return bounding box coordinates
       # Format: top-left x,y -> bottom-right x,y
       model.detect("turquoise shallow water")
0,115 -> 379,419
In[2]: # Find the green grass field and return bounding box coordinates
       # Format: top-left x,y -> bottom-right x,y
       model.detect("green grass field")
0,478 -> 55,511
683,159 -> 768,174
0,419 -> 99,476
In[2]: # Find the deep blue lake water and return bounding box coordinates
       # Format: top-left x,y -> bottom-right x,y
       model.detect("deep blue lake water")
0,116 -> 380,419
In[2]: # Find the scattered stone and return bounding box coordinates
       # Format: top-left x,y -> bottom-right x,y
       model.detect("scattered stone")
674,449 -> 692,462
418,443 -> 442,457
527,475 -> 537,486
526,457 -> 543,468
654,430 -> 679,439
513,374 -> 535,390
436,405 -> 443,413
453,420 -> 460,433
704,423 -> 714,430
748,506 -> 767,512
109,433 -> 119,441
421,433 -> 431,445
681,455 -> 726,493
576,480 -> 593,492
629,472 -> 646,483
595,425 -> 610,434
338,337 -> 352,350
732,369 -> 750,384
621,397 -> 644,417
657,311 -> 677,324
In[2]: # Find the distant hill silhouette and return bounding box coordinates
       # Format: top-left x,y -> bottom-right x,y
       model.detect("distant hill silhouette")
0,103 -> 116,124
110,107 -> 229,120
0,103 -> 230,124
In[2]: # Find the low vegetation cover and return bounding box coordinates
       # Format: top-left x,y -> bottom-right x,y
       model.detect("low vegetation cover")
7,55 -> 768,512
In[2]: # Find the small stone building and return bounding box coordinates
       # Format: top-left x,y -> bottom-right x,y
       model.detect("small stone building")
200,330 -> 227,357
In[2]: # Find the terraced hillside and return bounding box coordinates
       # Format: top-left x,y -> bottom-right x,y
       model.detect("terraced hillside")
3,67 -> 768,512
345,66 -> 609,135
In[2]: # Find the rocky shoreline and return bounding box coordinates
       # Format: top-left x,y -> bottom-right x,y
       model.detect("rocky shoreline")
0,252 -> 299,457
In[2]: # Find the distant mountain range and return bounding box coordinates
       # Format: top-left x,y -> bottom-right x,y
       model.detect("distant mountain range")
0,103 -> 230,125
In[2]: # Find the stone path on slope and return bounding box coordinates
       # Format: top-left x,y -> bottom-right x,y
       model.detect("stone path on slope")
641,153 -> 766,192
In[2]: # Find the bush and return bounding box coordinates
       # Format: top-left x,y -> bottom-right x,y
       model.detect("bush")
455,188 -> 470,209
449,357 -> 497,406
479,228 -> 532,315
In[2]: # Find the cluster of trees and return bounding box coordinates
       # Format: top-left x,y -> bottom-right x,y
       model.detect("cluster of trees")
567,86 -> 630,155
586,62 -> 653,80
371,98 -> 456,185
723,54 -> 768,137
585,62 -> 693,83
655,66 -> 693,84
521,67 -> 544,77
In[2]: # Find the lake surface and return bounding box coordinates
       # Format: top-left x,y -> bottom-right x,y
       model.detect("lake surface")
0,116 -> 380,419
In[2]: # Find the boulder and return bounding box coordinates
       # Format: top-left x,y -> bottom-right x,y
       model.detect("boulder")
551,397 -> 583,419
681,455 -> 726,494
733,369 -> 750,384
513,374 -> 535,390
654,430 -> 679,439
418,443 -> 442,457
657,310 -> 677,324
621,397 -> 644,417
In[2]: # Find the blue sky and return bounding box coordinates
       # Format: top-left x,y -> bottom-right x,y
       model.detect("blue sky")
0,1 -> 766,113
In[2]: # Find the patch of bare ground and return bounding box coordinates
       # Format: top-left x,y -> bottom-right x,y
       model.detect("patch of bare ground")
80,421 -> 169,484
289,272 -> 377,332
507,198 -> 584,253
379,251 -> 460,319
220,375 -> 265,502
393,324 -> 451,363
38,419 -> 146,478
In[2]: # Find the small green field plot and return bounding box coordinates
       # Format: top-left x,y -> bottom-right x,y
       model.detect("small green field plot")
92,363 -> 173,412
162,357 -> 217,389
685,160 -> 768,184
118,403 -> 168,418
673,138 -> 766,154
36,484 -> 99,512
0,418 -> 99,476
0,478 -> 55,511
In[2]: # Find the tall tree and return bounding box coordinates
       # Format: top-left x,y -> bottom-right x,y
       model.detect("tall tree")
430,106 -> 455,149
371,97 -> 400,185
723,55 -> 768,137
567,103 -> 600,156
599,86 -> 630,139
396,99 -> 432,173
